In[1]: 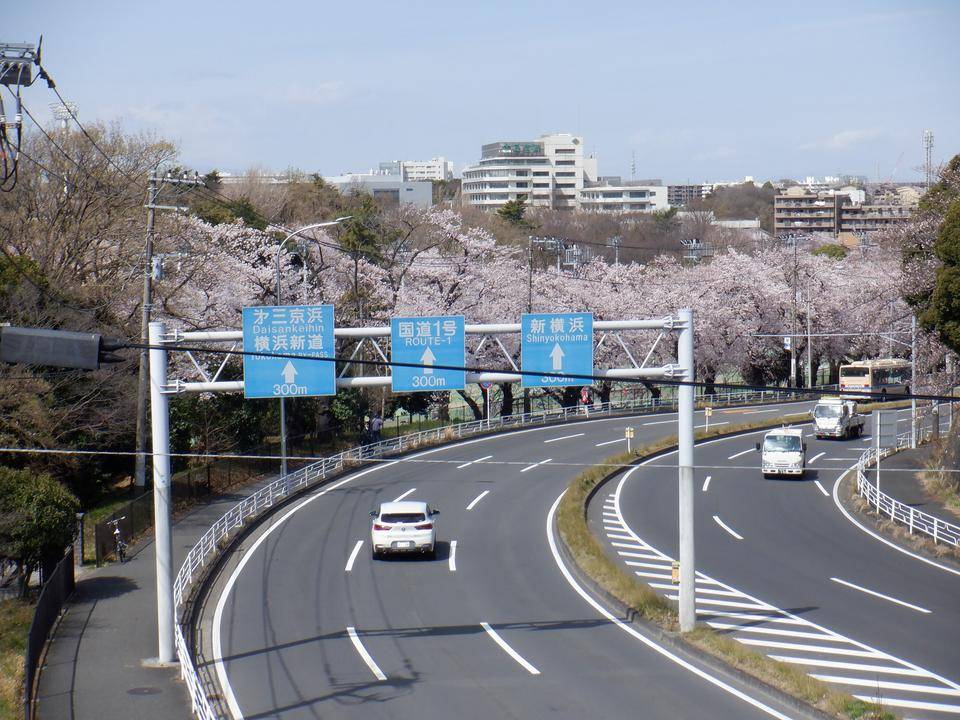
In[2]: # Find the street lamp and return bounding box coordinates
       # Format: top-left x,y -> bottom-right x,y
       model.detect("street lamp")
274,217 -> 352,477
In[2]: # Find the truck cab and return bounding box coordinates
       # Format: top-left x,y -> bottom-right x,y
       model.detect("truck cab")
812,397 -> 865,439
756,427 -> 806,478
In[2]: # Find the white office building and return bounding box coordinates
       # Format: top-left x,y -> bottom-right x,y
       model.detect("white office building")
379,158 -> 454,182
461,133 -> 598,211
324,173 -> 433,208
579,179 -> 668,213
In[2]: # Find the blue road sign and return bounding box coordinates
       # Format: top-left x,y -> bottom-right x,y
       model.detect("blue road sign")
391,315 -> 465,392
521,312 -> 594,388
242,305 -> 336,398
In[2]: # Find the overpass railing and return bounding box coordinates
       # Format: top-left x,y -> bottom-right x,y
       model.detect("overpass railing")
172,387 -> 810,719
855,428 -> 960,548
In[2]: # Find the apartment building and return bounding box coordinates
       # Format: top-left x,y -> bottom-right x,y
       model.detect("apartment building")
461,133 -> 598,211
667,184 -> 709,207
774,185 -> 915,238
579,179 -> 668,213
380,158 -> 454,182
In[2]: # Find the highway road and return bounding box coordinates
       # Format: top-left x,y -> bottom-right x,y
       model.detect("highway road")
600,406 -> 960,719
199,401 -> 819,720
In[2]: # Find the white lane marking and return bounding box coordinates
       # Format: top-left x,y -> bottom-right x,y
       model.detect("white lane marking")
449,540 -> 457,572
702,611 -> 806,626
345,540 -> 364,572
596,438 -> 626,447
545,492 -> 794,720
713,515 -> 744,540
695,421 -> 729,429
392,487 -> 416,502
544,432 -> 584,444
706,623 -> 841,641
212,461 -> 397,719
811,675 -> 960,696
643,419 -> 676,426
457,454 -> 493,469
737,639 -> 881,657
830,577 -> 931,614
520,458 -> 552,473
769,656 -> 927,676
480,622 -> 540,675
727,448 -> 754,460
854,696 -> 960,713
740,408 -> 781,414
466,490 -> 490,510
808,451 -> 826,464
701,475 -> 712,492
347,626 -> 387,681
832,467 -> 960,578
813,481 -> 830,497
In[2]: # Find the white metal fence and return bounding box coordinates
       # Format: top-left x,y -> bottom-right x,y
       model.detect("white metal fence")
172,387 -> 810,719
855,428 -> 960,548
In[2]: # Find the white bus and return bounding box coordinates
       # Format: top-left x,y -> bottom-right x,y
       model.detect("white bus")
838,359 -> 910,399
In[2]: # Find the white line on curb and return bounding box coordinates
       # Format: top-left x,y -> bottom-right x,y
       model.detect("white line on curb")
466,490 -> 490,510
393,487 -> 416,502
701,475 -> 712,492
347,626 -> 387,680
345,541 -> 363,572
481,622 -> 540,675
830,577 -> 931,614
544,432 -> 584,444
713,515 -> 744,540
449,540 -> 457,571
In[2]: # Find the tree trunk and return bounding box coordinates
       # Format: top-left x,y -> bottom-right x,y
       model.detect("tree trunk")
598,381 -> 612,405
561,386 -> 580,408
500,383 -> 514,416
457,389 -> 483,420
641,380 -> 661,401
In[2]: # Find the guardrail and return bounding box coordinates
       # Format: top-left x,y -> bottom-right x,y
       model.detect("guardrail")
855,428 -> 960,548
172,387 -> 812,719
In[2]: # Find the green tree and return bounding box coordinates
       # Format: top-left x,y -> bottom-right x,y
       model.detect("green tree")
813,243 -> 848,260
921,201 -> 960,352
0,467 -> 79,596
497,197 -> 528,226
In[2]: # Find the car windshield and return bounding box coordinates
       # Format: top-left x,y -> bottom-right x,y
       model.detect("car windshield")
380,513 -> 426,524
814,405 -> 843,418
763,435 -> 801,452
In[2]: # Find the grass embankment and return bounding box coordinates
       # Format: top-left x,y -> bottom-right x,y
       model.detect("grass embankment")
557,408 -> 897,720
0,598 -> 34,720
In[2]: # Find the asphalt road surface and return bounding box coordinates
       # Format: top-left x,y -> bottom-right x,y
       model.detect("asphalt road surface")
203,401 -> 823,720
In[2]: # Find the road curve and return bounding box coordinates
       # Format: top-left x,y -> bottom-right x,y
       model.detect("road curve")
199,403 -> 815,720
604,409 -> 960,719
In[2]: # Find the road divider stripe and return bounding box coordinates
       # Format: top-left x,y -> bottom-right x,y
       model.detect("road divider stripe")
701,475 -> 712,492
480,622 -> 540,675
345,540 -> 363,572
813,481 -> 830,497
392,487 -> 416,502
852,695 -> 960,713
727,448 -> 754,460
520,458 -> 552,473
449,540 -> 457,572
457,454 -> 493,469
737,639 -> 881,657
811,675 -> 960,696
830,577 -> 931,614
466,490 -> 490,510
544,432 -> 584,443
706,623 -> 843,641
347,626 -> 387,681
713,515 -> 744,540
809,452 -> 826,464
596,438 -> 626,447
768,656 -> 927,676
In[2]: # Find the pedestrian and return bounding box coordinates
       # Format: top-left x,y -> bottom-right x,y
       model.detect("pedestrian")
370,413 -> 383,443
362,414 -> 371,444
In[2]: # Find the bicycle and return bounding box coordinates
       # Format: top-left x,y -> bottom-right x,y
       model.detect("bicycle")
107,517 -> 128,563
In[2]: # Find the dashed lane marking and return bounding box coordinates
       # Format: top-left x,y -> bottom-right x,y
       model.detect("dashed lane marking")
457,454 -> 492,469
813,481 -> 830,497
713,515 -> 744,540
809,452 -> 826,464
830,577 -> 932,614
481,622 -> 540,675
702,475 -> 713,492
520,458 -> 552,473
727,448 -> 754,461
596,438 -> 626,447
544,432 -> 584,444
392,487 -> 416,502
466,490 -> 490,510
347,626 -> 387,681
344,540 -> 363,572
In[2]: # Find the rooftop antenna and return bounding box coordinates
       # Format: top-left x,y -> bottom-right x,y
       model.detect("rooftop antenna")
631,151 -> 636,181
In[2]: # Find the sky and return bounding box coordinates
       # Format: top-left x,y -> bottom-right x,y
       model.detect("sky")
7,0 -> 960,183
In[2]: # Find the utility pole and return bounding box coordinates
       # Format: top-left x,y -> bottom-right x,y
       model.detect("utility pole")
911,314 -> 917,449
677,308 -> 696,632
789,235 -> 798,388
525,236 -> 533,414
134,173 -> 203,488
805,288 -> 813,388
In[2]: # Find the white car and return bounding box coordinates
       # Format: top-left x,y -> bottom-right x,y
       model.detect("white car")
370,500 -> 438,559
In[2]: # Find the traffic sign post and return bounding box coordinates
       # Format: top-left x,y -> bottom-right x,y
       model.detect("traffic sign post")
520,312 -> 594,388
704,405 -> 713,431
391,315 -> 465,393
242,305 -> 336,399
873,410 -> 898,508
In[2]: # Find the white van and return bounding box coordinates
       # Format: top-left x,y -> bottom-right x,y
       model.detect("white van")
756,428 -> 806,478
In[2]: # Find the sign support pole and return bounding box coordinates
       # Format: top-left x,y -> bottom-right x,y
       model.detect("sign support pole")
677,308 -> 696,632
148,321 -> 175,663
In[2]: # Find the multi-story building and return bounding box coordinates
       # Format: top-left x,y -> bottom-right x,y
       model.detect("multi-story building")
461,133 -> 598,211
324,173 -> 433,208
579,179 -> 668,213
775,186 -> 916,239
380,158 -> 454,182
667,184 -> 708,207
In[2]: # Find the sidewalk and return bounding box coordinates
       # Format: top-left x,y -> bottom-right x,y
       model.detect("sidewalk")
34,476 -> 276,720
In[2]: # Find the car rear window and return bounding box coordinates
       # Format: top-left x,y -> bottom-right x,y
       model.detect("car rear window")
380,513 -> 426,524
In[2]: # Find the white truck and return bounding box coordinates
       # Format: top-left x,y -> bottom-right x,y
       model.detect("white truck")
812,397 -> 865,439
756,427 -> 806,478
